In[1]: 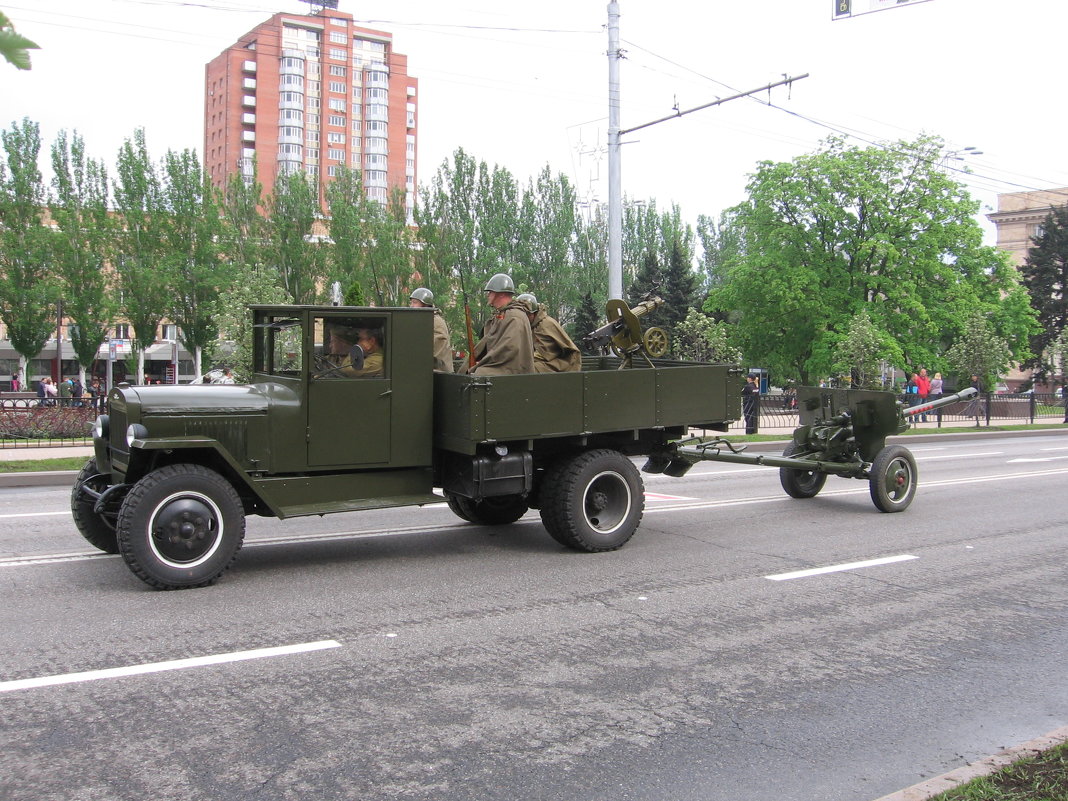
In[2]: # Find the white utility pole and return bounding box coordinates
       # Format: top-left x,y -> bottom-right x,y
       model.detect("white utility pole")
605,1 -> 807,302
606,0 -> 623,300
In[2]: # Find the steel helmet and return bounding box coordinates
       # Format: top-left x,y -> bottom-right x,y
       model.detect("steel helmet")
483,273 -> 515,294
516,292 -> 537,311
410,287 -> 435,306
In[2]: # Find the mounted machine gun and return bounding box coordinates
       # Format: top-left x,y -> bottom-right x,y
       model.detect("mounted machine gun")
583,291 -> 670,367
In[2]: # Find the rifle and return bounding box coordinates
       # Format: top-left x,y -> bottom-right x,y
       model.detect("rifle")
457,263 -> 477,369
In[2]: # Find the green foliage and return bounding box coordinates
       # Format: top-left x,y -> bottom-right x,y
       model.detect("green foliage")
112,128 -> 168,366
570,291 -> 602,354
343,280 -> 366,306
0,12 -> 39,71
209,263 -> 290,381
829,308 -> 902,389
0,118 -> 57,368
50,129 -> 115,374
626,241 -> 700,341
266,169 -> 324,304
945,308 -> 1012,391
674,308 -> 742,364
706,134 -> 1038,385
1021,204 -> 1068,381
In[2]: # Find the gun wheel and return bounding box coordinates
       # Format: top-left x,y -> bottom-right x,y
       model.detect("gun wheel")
869,445 -> 917,513
644,327 -> 669,357
778,443 -> 827,498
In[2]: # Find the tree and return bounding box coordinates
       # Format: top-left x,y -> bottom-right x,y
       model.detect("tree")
113,129 -> 169,382
674,308 -> 742,364
220,159 -> 267,277
945,308 -> 1012,391
626,241 -> 699,341
325,165 -> 375,302
1021,205 -> 1068,381
0,12 -> 38,71
570,291 -> 602,354
158,148 -> 227,377
0,118 -> 57,379
830,308 -> 902,389
265,169 -> 324,304
50,129 -> 116,387
706,134 -> 1037,385
516,165 -> 576,319
209,263 -> 290,381
365,187 -> 416,306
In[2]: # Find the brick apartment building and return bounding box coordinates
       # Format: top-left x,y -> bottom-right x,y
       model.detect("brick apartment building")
204,6 -> 418,215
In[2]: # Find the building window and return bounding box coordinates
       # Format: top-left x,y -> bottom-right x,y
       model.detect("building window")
328,114 -> 345,127
351,136 -> 361,149
365,121 -> 386,134
365,88 -> 388,102
306,131 -> 320,143
328,98 -> 346,112
329,47 -> 346,61
307,97 -> 320,110
329,64 -> 347,76
328,81 -> 346,94
326,132 -> 345,144
328,165 -> 340,177
328,148 -> 345,161
161,324 -> 177,341
306,164 -> 319,177
329,31 -> 347,44
114,324 -> 131,339
307,147 -> 319,159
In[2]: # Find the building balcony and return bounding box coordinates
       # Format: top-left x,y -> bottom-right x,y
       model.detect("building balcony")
278,131 -> 303,145
241,130 -> 256,142
242,60 -> 256,73
242,95 -> 256,108
364,105 -> 388,123
242,112 -> 256,125
279,95 -> 304,110
243,77 -> 257,90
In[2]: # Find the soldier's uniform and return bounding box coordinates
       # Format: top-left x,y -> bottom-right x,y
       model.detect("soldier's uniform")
432,309 -> 454,373
530,306 -> 581,373
470,300 -> 535,376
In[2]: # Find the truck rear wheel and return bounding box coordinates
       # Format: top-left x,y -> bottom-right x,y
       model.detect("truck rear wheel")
70,458 -> 120,554
779,443 -> 828,499
445,492 -> 528,525
869,445 -> 917,513
539,449 -> 643,552
116,464 -> 245,590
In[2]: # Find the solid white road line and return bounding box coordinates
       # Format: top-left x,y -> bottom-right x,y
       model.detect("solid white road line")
766,554 -> 918,581
0,639 -> 342,694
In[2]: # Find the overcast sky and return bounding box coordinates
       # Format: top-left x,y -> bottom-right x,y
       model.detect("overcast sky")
5,0 -> 1068,245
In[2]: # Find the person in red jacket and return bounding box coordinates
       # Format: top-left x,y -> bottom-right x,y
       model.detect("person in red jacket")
914,368 -> 932,422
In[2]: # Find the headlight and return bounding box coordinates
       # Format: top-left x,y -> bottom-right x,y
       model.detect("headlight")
126,423 -> 149,447
92,415 -> 109,441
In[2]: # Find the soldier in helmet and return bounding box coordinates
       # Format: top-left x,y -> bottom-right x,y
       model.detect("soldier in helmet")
516,292 -> 581,373
466,273 -> 534,375
409,287 -> 454,373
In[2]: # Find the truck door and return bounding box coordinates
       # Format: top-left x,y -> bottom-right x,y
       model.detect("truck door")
307,314 -> 391,466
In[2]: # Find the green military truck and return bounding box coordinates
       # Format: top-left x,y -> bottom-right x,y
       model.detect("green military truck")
72,304 -> 741,590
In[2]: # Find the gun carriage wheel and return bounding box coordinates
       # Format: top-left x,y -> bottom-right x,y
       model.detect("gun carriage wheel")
445,492 -> 528,525
778,443 -> 828,499
539,449 -> 644,551
643,327 -> 669,358
868,445 -> 917,513
71,458 -> 122,553
116,464 -> 246,589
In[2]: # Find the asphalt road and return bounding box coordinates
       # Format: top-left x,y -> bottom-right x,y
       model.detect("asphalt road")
2,432 -> 1067,801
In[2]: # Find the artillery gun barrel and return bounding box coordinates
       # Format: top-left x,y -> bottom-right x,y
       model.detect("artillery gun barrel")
901,387 -> 978,417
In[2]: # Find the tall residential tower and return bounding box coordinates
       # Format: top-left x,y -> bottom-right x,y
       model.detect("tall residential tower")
205,6 -> 417,213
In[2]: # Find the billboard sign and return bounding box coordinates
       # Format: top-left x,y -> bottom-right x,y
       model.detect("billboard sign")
834,0 -> 933,19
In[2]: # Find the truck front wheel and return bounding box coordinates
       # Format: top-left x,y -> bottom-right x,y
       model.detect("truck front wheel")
71,458 -> 120,554
445,492 -> 528,525
116,464 -> 245,590
540,449 -> 644,552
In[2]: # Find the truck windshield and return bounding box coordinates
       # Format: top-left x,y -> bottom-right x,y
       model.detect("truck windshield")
254,316 -> 303,377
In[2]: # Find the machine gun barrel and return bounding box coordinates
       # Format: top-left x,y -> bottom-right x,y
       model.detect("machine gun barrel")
901,386 -> 977,417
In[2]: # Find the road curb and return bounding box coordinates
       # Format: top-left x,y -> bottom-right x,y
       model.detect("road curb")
871,723 -> 1068,800
0,470 -> 81,488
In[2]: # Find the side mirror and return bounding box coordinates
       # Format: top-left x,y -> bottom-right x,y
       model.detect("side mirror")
349,344 -> 365,372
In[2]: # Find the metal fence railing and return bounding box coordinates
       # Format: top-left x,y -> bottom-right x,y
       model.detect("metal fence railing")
0,395 -> 96,447
725,392 -> 1068,434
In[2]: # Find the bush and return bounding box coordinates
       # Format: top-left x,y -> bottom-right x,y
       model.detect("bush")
0,406 -> 95,439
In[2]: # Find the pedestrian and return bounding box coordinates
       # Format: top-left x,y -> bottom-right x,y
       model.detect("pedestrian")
516,292 -> 581,373
464,273 -> 534,376
11,372 -> 19,392
742,373 -> 760,435
59,377 -> 72,406
409,288 -> 454,373
915,368 -> 931,422
41,377 -> 58,406
71,376 -> 84,407
216,367 -> 236,384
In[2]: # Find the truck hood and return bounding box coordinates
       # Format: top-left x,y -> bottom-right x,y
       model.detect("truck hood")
122,383 -> 270,415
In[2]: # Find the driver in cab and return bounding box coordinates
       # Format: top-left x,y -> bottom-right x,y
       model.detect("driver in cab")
322,324 -> 385,378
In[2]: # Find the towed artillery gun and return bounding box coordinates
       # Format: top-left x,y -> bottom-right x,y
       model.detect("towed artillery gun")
654,385 -> 979,512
